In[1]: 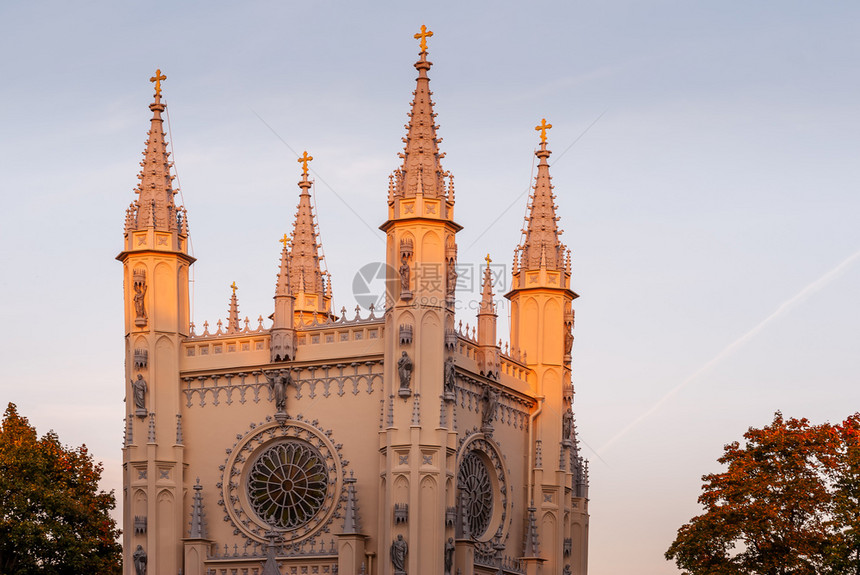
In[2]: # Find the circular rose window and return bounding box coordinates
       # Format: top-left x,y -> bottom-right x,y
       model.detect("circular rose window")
247,440 -> 328,530
458,450 -> 494,537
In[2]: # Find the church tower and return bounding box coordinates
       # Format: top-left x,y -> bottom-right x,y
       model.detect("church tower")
117,70 -> 192,575
505,121 -> 588,575
379,26 -> 462,575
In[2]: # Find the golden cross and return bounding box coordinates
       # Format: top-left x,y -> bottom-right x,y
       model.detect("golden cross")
279,233 -> 290,247
485,253 -> 492,267
535,118 -> 552,143
298,151 -> 313,177
150,69 -> 167,97
414,24 -> 433,53
230,281 -> 238,294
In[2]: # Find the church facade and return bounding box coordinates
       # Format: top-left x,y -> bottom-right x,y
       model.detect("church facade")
118,30 -> 589,575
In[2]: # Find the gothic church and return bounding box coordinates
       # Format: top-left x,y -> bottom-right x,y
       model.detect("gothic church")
119,28 -> 589,575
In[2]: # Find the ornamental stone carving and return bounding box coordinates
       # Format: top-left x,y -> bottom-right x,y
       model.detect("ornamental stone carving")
132,374 -> 147,417
132,269 -> 147,327
133,544 -> 147,575
480,385 -> 499,433
398,351 -> 413,397
219,418 -> 346,543
443,356 -> 456,401
390,534 -> 408,574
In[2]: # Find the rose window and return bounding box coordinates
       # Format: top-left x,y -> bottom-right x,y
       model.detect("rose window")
458,450 -> 494,537
247,440 -> 328,530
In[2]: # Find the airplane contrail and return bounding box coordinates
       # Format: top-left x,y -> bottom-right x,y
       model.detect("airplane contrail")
597,247 -> 860,456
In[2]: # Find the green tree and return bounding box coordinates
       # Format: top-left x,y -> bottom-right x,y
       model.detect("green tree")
0,403 -> 121,575
665,412 -> 860,575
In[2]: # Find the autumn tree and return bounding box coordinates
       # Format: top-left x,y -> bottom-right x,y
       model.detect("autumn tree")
0,403 -> 121,575
666,412 -> 860,575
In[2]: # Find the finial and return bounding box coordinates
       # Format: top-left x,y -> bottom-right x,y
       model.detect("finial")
535,118 -> 552,144
484,253 -> 492,268
150,69 -> 166,98
414,24 -> 433,53
298,151 -> 313,178
279,233 -> 290,248
231,281 -> 238,295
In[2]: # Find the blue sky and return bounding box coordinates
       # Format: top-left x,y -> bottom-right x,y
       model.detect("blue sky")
1,2 -> 859,573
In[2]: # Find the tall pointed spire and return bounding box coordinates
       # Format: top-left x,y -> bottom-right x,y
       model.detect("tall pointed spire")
128,69 -> 182,232
519,119 -> 565,272
281,152 -> 332,321
271,234 -> 297,362
479,254 -> 496,316
390,25 -> 450,203
477,254 -> 499,378
227,282 -> 240,333
275,233 -> 292,297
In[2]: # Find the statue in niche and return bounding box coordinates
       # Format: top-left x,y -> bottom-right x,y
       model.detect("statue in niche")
563,565 -> 572,575
390,534 -> 408,574
133,544 -> 147,575
480,385 -> 499,430
443,356 -> 456,399
562,409 -> 574,445
133,281 -> 147,325
132,374 -> 147,417
399,256 -> 411,295
266,370 -> 292,413
446,258 -> 457,297
398,351 -> 413,397
444,537 -> 455,575
565,326 -> 573,356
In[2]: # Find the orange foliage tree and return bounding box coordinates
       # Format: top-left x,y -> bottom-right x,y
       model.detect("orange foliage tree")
0,403 -> 121,574
666,412 -> 860,575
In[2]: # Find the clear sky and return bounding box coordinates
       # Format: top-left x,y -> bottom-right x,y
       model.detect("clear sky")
1,2 -> 859,574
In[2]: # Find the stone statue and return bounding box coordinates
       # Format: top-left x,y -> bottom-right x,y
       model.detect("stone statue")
563,409 -> 574,445
133,544 -> 147,575
481,385 -> 499,428
565,327 -> 573,356
398,351 -> 413,395
132,374 -> 147,417
399,257 -> 410,293
563,564 -> 571,575
444,356 -> 456,398
133,281 -> 147,321
390,534 -> 408,574
444,536 -> 455,575
267,370 -> 291,413
446,258 -> 457,297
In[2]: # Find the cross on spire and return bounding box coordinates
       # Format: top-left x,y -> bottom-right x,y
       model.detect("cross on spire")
230,281 -> 238,294
150,69 -> 166,97
298,151 -> 313,178
485,253 -> 492,267
414,24 -> 433,53
535,118 -> 552,144
279,233 -> 290,248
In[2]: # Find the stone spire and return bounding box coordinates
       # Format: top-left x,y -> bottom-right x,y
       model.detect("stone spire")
341,472 -> 361,534
477,255 -> 500,378
285,152 -> 331,319
127,69 -> 183,233
271,234 -> 297,362
226,282 -> 241,333
389,25 -> 453,207
523,505 -> 541,557
518,119 -> 566,272
479,254 -> 496,316
275,233 -> 292,297
188,478 -> 207,539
